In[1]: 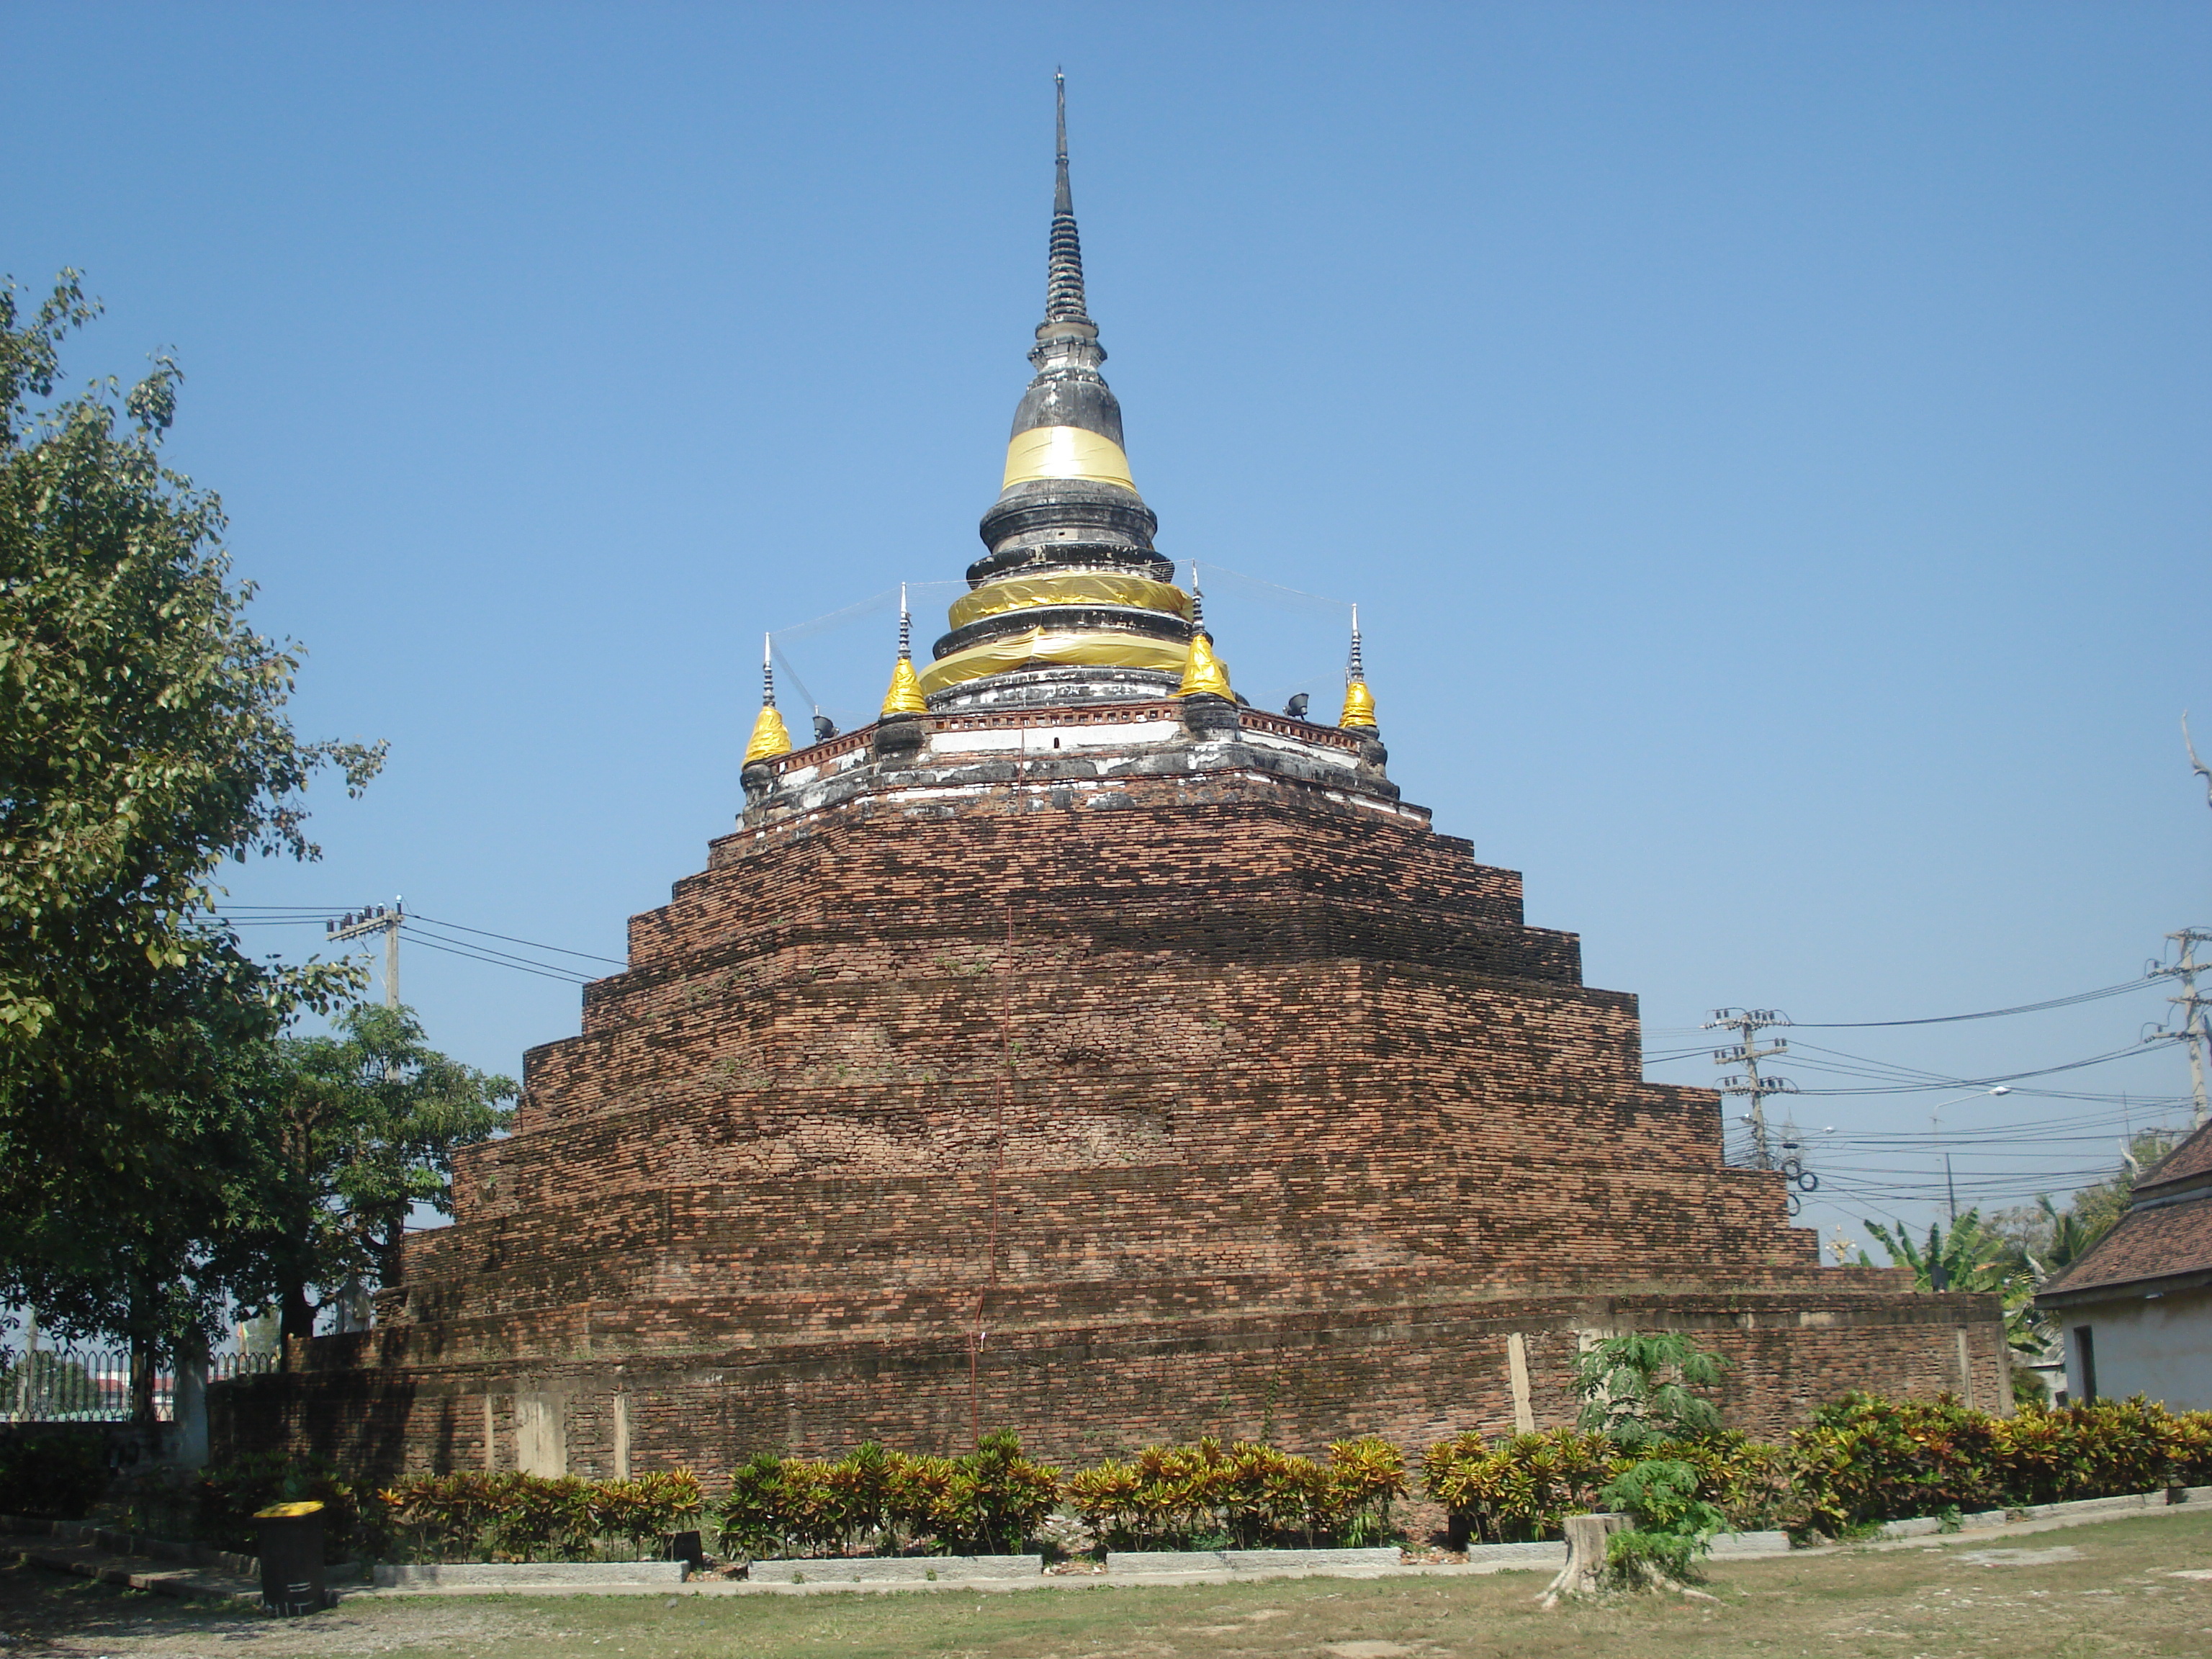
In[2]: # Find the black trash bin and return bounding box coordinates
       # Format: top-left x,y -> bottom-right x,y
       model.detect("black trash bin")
254,1501 -> 328,1615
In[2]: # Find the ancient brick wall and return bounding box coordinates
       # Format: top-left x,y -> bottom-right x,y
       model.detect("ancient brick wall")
224,751 -> 2004,1485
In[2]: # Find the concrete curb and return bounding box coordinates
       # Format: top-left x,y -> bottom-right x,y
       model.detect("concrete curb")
749,1555 -> 1039,1584
374,1560 -> 688,1588
1875,1489 -> 2184,1540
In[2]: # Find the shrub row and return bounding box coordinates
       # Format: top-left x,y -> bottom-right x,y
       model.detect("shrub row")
1789,1393 -> 2212,1533
1421,1395 -> 2212,1545
1064,1436 -> 1406,1550
55,1390 -> 2205,1566
716,1429 -> 1056,1559
360,1396 -> 2212,1562
369,1469 -> 704,1563
184,1451 -> 363,1558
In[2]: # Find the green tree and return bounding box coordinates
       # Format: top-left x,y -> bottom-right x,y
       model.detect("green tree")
1858,1211 -> 2015,1296
1573,1331 -> 1726,1449
236,1004 -> 514,1350
0,272 -> 381,1398
1858,1210 -> 2047,1364
1563,1333 -> 1730,1596
1988,1129 -> 2183,1280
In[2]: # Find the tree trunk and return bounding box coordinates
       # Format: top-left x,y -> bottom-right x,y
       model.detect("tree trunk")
129,1331 -> 158,1426
1538,1513 -> 1627,1607
278,1277 -> 318,1365
126,1272 -> 161,1428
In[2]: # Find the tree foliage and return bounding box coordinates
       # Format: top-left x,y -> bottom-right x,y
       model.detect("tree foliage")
235,1003 -> 515,1346
1573,1331 -> 1726,1450
0,271 -> 382,1378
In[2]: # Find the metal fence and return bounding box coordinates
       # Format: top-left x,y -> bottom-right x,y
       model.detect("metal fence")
2,1349 -> 279,1422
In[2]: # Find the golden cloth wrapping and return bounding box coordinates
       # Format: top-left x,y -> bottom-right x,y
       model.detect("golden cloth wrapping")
1001,426 -> 1136,491
743,703 -> 793,763
1177,633 -> 1233,699
917,626 -> 1190,696
948,573 -> 1191,629
1339,679 -> 1378,730
880,656 -> 927,716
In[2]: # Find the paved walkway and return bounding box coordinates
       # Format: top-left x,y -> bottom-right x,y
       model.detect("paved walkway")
2,1527 -> 259,1605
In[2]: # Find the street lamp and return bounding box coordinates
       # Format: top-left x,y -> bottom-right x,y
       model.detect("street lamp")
1931,1085 -> 2012,1224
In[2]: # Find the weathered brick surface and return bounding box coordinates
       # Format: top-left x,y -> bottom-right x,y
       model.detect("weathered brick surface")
216,749 -> 2005,1481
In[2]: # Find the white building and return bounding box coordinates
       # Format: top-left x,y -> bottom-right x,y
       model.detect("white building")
2036,1120 -> 2212,1411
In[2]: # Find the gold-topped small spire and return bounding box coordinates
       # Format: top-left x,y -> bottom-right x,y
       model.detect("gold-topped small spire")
745,632 -> 793,763
881,584 -> 928,716
1177,568 -> 1234,698
1339,604 -> 1377,730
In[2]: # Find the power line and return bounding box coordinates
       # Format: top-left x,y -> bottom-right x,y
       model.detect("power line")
1785,976 -> 2157,1029
215,907 -> 623,981
400,931 -> 593,986
1786,1038 -> 2179,1096
407,912 -> 627,968
401,921 -> 604,981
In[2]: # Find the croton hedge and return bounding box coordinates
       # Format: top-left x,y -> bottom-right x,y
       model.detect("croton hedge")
369,1469 -> 703,1563
1421,1394 -> 2212,1544
181,1392 -> 2212,1565
1064,1435 -> 1406,1550
715,1429 -> 1057,1560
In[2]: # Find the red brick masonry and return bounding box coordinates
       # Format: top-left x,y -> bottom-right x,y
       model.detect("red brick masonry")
215,737 -> 2005,1481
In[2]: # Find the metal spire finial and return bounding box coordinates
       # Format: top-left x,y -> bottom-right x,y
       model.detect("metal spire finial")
1339,604 -> 1377,730
880,584 -> 927,717
745,631 -> 794,763
1045,70 -> 1091,325
1055,68 -> 1070,211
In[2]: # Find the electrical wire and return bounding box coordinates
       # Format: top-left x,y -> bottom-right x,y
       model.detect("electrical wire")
400,931 -> 593,986
1787,976 -> 2158,1029
400,922 -> 598,983
215,907 -> 622,983
407,912 -> 627,967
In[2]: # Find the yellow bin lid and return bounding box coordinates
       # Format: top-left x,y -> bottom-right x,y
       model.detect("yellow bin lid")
253,1501 -> 325,1519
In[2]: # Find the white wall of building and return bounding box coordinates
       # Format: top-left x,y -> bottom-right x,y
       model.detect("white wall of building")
2061,1287 -> 2212,1411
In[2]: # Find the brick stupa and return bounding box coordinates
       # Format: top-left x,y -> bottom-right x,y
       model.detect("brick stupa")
224,84 -> 2006,1481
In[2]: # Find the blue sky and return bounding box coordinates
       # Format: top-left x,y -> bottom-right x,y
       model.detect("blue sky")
7,2 -> 2207,1249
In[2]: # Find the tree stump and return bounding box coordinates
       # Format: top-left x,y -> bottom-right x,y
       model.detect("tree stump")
1537,1512 -> 1628,1607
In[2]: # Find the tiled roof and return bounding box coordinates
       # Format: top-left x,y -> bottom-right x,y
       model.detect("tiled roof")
2137,1116 -> 2212,1197
2038,1191 -> 2212,1300
2038,1120 -> 2212,1301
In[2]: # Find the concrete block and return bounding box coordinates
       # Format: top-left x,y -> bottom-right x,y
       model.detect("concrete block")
373,1560 -> 687,1588
1105,1550 -> 1229,1573
747,1555 -> 1038,1584
2171,1486 -> 2212,1506
1221,1547 -> 1403,1572
1877,1516 -> 1946,1539
2014,1493 -> 2158,1522
1708,1530 -> 1791,1556
1462,1541 -> 1568,1568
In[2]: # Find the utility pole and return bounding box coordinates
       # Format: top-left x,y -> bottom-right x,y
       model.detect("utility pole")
328,900 -> 403,1008
1704,1007 -> 1795,1170
2153,927 -> 2211,1129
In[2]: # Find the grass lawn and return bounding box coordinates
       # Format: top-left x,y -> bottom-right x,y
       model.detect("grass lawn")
4,1511 -> 2208,1658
